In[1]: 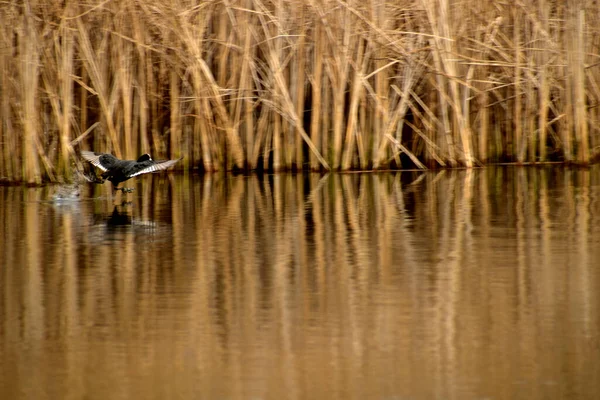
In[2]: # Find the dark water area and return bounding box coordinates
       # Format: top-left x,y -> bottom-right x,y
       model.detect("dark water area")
1,167 -> 599,400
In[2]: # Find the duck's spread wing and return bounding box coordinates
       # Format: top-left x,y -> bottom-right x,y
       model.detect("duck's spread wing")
128,157 -> 182,178
81,151 -> 109,172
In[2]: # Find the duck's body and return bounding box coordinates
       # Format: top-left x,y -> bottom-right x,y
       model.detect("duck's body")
82,151 -> 182,192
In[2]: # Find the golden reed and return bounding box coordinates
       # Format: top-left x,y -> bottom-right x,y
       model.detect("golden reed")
0,0 -> 597,183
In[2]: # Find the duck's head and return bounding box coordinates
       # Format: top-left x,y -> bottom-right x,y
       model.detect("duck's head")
137,154 -> 152,162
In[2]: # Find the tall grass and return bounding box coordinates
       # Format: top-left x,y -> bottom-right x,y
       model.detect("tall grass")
1,0 -> 599,182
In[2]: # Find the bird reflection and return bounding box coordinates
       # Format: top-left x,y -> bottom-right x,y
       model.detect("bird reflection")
105,206 -> 133,226
88,206 -> 168,244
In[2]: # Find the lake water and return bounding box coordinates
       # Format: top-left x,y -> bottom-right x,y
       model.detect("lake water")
1,167 -> 599,400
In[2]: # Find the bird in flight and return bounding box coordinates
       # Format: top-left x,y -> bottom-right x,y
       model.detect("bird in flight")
82,150 -> 182,192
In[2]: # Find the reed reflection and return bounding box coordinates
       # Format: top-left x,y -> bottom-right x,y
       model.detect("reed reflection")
0,167 -> 599,400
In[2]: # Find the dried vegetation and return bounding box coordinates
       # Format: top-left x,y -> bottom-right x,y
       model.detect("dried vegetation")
1,0 -> 599,182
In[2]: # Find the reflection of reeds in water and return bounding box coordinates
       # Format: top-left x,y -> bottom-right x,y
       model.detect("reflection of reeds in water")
1,168 -> 600,399
3,2 -> 600,182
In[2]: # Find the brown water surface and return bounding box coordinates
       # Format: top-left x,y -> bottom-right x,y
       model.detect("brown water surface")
1,167 -> 599,400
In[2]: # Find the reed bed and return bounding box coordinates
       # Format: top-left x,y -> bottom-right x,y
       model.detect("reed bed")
1,0 -> 600,182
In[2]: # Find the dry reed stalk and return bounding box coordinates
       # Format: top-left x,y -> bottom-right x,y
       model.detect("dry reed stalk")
273,108 -> 282,171
321,74 -> 330,165
177,3 -> 245,169
357,86 -> 367,169
511,6 -> 523,162
217,3 -> 231,90
374,66 -> 420,169
404,119 -> 446,166
470,16 -> 502,163
538,66 -> 550,161
516,23 -> 537,162
370,0 -> 389,167
573,7 -> 589,163
131,13 -> 151,158
477,89 -> 489,162
20,5 -> 42,184
424,0 -> 475,167
135,2 -> 167,158
172,3 -> 214,169
370,67 -> 396,168
6,0 -> 600,179
156,56 -> 171,156
129,29 -> 142,161
39,34 -> 61,176
536,2 -> 550,162
384,133 -> 426,169
58,8 -> 75,178
441,35 -> 474,166
408,89 -> 449,162
137,62 -> 150,155
462,65 -> 476,162
372,59 -> 388,165
328,64 -> 346,169
149,58 -> 164,160
263,122 -> 272,171
77,65 -> 89,148
76,18 -> 121,157
422,2 -> 454,165
251,101 -> 271,169
341,38 -> 369,170
131,89 -> 140,160
397,66 -> 417,158
118,41 -> 135,159
293,3 -> 307,170
243,23 -> 256,169
255,0 -> 329,170
525,55 -> 536,162
229,1 -> 255,165
324,4 -> 352,169
170,68 -> 181,160
1,48 -> 14,179
428,44 -> 456,166
309,22 -> 324,170
0,7 -> 14,179
586,70 -> 600,160
273,0 -> 284,172
200,95 -> 216,171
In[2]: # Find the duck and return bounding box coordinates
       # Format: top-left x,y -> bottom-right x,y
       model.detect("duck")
81,150 -> 182,192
